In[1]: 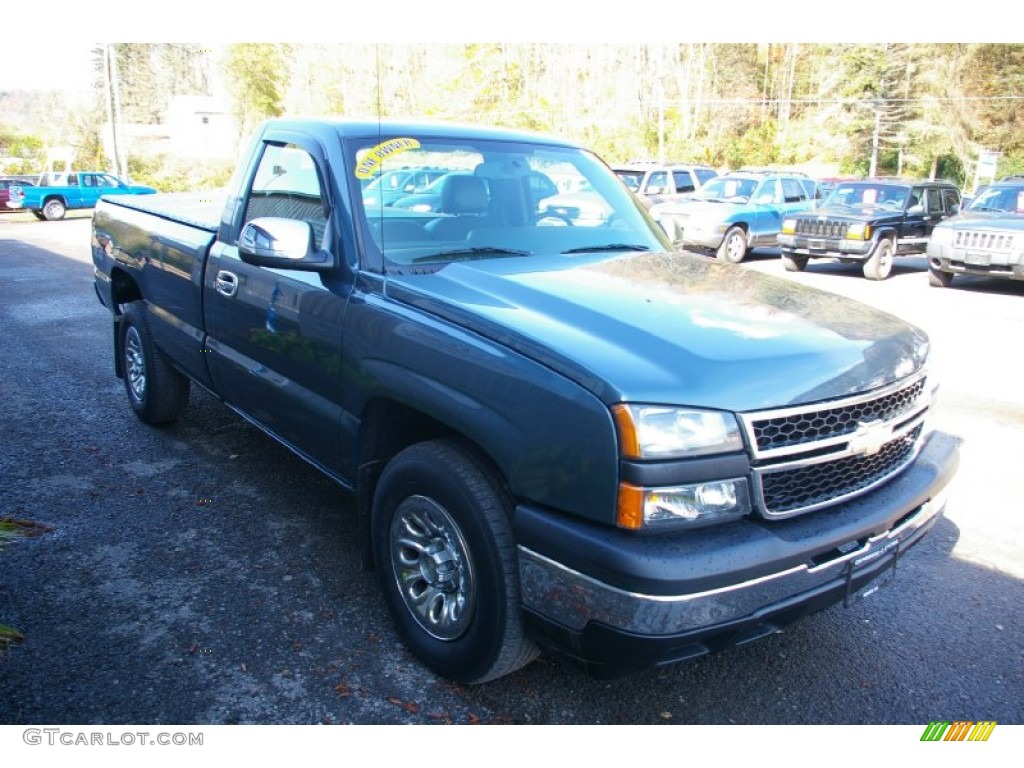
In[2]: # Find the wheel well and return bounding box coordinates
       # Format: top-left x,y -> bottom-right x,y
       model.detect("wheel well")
110,268 -> 143,312
354,398 -> 504,569
43,195 -> 67,206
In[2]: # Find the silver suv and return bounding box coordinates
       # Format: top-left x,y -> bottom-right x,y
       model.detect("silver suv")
612,163 -> 718,207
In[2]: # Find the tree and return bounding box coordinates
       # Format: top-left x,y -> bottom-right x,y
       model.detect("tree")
222,44 -> 292,139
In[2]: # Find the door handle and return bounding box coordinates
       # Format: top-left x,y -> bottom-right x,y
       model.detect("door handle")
215,270 -> 238,298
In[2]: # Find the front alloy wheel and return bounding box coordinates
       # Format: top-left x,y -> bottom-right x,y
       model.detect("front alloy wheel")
389,495 -> 476,641
717,226 -> 748,263
372,439 -> 539,683
863,239 -> 894,280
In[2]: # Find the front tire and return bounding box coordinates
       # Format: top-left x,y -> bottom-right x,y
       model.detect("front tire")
120,302 -> 190,424
716,226 -> 748,263
42,199 -> 66,221
781,251 -> 808,272
928,266 -> 954,287
371,439 -> 539,683
862,238 -> 894,280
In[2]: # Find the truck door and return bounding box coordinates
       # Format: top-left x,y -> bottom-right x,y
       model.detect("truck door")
64,173 -> 85,209
204,140 -> 351,475
88,174 -> 126,206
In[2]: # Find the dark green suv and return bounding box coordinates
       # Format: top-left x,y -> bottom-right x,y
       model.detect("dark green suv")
778,178 -> 961,280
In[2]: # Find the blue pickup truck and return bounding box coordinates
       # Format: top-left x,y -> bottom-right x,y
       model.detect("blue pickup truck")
10,171 -> 155,220
91,119 -> 959,683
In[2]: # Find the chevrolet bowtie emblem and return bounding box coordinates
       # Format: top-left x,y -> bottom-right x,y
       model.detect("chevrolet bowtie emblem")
848,420 -> 893,457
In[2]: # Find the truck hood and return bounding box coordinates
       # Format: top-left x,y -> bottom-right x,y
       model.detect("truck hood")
385,252 -> 928,412
941,210 -> 1024,230
797,204 -> 903,224
653,199 -> 745,220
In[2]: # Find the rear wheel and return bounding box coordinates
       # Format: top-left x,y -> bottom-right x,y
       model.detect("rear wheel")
42,199 -> 66,221
371,439 -> 539,683
716,226 -> 749,263
862,238 -> 894,280
781,252 -> 808,272
120,302 -> 190,424
928,266 -> 954,287
31,210 -> 46,221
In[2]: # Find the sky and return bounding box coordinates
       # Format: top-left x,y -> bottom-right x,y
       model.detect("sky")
0,42 -> 96,92
0,2 -> 1002,93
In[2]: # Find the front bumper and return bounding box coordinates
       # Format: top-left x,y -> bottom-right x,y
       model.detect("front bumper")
778,233 -> 872,259
516,430 -> 959,677
927,243 -> 1024,281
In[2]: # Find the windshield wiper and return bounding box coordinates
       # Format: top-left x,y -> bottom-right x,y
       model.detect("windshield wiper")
409,246 -> 533,263
561,243 -> 652,254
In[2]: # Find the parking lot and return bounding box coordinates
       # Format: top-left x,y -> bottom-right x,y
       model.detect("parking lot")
0,214 -> 1021,727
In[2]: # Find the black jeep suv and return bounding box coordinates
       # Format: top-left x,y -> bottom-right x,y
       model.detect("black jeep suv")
778,178 -> 961,280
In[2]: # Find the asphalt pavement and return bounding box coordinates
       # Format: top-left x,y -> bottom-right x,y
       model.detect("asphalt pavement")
0,215 -> 1021,727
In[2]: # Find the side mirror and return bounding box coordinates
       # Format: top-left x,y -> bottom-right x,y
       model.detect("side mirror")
755,193 -> 774,204
238,217 -> 333,271
906,204 -> 924,216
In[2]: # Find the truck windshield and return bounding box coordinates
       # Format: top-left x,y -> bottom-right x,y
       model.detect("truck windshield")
825,184 -> 910,210
351,136 -> 670,271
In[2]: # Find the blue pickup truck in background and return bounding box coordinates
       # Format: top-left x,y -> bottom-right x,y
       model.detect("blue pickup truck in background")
8,171 -> 155,220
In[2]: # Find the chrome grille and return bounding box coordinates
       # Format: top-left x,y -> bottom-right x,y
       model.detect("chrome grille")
759,426 -> 922,516
751,378 -> 926,453
795,219 -> 846,238
739,374 -> 929,520
953,230 -> 1015,252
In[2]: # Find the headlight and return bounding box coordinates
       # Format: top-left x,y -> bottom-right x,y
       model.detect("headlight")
618,479 -> 752,530
846,223 -> 871,240
612,405 -> 743,459
781,218 -> 796,234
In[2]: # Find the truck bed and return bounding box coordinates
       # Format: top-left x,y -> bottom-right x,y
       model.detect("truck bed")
101,191 -> 226,232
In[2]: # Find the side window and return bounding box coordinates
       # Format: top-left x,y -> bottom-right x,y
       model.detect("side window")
66,174 -> 78,186
925,188 -> 943,216
781,178 -> 806,203
942,188 -> 960,214
695,169 -> 717,185
758,179 -> 782,204
646,171 -> 669,194
672,171 -> 696,194
244,143 -> 328,248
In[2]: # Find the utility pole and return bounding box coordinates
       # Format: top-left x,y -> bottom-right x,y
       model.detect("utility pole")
869,107 -> 880,177
104,44 -> 127,179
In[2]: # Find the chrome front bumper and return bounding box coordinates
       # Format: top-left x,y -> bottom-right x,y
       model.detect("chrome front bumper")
518,431 -> 958,640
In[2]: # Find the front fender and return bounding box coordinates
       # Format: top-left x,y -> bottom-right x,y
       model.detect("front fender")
343,293 -> 620,524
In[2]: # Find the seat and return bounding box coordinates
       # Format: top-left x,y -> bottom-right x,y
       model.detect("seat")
427,175 -> 492,240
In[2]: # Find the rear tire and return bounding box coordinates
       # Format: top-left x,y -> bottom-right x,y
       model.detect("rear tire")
42,199 -> 66,221
862,239 -> 894,280
781,252 -> 808,272
120,302 -> 190,424
371,439 -> 539,683
31,210 -> 46,221
928,266 -> 954,287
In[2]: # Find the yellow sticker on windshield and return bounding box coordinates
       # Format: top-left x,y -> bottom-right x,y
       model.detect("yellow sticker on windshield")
355,138 -> 421,180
